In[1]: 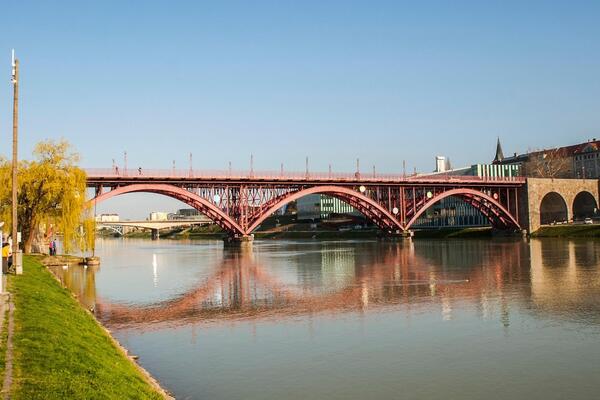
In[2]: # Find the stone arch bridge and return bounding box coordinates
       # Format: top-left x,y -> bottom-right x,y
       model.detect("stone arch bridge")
522,178 -> 599,232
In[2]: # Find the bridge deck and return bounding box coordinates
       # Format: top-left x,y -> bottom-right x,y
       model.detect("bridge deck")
85,168 -> 525,186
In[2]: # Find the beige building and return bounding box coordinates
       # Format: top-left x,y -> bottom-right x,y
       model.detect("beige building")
493,138 -> 600,178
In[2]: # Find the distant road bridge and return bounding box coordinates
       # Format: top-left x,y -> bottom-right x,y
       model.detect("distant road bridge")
87,168 -> 529,240
97,219 -> 212,238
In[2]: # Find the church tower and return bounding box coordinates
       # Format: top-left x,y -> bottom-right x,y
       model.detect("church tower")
493,137 -> 504,163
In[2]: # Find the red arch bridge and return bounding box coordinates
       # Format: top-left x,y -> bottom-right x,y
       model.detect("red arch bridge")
87,168 -> 525,240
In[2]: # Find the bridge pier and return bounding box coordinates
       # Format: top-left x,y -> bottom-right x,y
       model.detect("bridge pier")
223,234 -> 254,246
151,229 -> 160,240
380,230 -> 413,241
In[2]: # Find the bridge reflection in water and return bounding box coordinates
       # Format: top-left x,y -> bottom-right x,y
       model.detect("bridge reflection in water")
50,238 -> 600,331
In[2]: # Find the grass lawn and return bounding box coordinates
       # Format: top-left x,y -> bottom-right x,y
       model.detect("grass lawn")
532,224 -> 600,237
6,256 -> 163,399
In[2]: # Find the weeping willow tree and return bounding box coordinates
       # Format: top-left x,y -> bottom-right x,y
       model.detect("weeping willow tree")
0,139 -> 94,254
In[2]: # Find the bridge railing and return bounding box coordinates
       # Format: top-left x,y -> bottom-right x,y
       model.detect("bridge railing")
84,168 -> 526,183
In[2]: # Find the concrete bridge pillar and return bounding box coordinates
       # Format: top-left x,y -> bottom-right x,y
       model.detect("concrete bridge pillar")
151,229 -> 160,240
223,234 -> 254,246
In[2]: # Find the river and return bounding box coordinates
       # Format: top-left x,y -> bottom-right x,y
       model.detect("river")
55,238 -> 600,399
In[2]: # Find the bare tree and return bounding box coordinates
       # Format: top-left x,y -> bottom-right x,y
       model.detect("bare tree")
522,148 -> 572,178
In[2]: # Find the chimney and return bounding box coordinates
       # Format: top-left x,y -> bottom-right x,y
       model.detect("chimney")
435,156 -> 447,173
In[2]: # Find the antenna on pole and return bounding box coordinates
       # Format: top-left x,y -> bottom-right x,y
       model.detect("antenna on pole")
189,152 -> 193,177
11,49 -> 16,83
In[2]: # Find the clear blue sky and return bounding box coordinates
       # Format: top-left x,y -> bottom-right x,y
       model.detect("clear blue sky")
1,1 -> 599,217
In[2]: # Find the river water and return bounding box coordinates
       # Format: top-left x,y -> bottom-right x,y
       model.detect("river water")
56,238 -> 600,399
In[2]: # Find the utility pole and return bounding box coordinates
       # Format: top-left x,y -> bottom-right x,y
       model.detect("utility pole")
11,50 -> 19,259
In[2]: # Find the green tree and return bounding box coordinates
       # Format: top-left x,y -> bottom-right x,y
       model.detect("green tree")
0,139 -> 92,254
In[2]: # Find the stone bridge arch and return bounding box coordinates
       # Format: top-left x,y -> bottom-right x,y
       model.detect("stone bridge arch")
523,178 -> 600,232
572,191 -> 598,220
539,192 -> 568,225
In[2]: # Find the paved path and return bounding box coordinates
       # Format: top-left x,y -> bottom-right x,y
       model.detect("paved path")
0,288 -> 14,399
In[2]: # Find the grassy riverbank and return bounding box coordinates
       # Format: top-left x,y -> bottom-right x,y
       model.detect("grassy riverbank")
532,224 -> 600,238
5,256 -> 163,399
111,224 -> 500,241
412,227 -> 494,238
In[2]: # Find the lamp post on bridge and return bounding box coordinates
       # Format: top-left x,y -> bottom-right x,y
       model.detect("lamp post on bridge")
305,157 -> 309,179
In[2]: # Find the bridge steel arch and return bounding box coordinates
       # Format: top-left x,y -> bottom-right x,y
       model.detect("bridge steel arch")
246,186 -> 404,234
404,188 -> 521,231
91,184 -> 246,236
